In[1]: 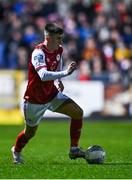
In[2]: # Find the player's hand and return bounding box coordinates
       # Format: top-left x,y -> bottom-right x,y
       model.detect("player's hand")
67,62 -> 77,75
57,80 -> 64,92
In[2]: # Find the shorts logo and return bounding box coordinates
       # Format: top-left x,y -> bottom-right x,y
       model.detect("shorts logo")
56,54 -> 60,61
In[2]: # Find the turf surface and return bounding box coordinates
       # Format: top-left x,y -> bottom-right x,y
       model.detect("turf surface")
0,120 -> 132,179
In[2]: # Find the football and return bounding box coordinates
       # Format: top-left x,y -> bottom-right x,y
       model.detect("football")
85,145 -> 106,164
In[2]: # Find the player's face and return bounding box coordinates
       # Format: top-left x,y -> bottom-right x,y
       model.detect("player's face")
51,33 -> 63,47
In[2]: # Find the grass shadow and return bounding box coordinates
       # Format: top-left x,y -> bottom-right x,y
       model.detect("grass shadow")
37,159 -> 132,166
38,160 -> 86,166
104,162 -> 132,165
50,162 -> 132,166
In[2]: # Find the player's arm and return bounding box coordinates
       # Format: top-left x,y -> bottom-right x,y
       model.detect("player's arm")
56,56 -> 64,91
31,49 -> 77,81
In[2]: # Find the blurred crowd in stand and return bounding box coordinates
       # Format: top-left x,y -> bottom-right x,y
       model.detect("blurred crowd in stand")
0,0 -> 132,87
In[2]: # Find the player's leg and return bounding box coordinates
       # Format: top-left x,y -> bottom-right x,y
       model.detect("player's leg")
14,124 -> 38,152
54,98 -> 85,159
55,99 -> 83,147
11,125 -> 38,164
11,101 -> 45,164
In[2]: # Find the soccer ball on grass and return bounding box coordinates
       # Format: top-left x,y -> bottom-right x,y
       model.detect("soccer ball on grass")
85,145 -> 106,164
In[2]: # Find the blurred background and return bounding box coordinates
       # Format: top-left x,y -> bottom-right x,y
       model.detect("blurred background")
0,0 -> 132,124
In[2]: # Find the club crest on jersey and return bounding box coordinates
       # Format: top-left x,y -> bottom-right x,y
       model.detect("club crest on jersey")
56,54 -> 60,61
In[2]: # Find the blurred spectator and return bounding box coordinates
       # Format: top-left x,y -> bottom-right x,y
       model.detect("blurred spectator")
0,0 -> 131,88
78,60 -> 91,81
91,57 -> 108,83
23,25 -> 40,49
17,46 -> 28,70
82,38 -> 100,62
107,61 -> 122,84
0,40 -> 6,68
114,41 -> 132,86
102,42 -> 114,64
115,41 -> 132,63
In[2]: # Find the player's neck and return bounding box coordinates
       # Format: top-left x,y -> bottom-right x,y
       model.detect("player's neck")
43,40 -> 58,52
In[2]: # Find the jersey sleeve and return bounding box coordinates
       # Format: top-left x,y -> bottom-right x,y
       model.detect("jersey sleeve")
31,47 -> 69,81
57,56 -> 63,81
31,49 -> 47,71
57,56 -> 63,71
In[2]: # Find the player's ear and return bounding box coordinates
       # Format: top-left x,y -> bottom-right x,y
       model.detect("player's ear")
46,36 -> 52,42
46,36 -> 49,41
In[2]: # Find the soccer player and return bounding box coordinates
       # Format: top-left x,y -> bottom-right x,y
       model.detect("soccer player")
11,23 -> 85,164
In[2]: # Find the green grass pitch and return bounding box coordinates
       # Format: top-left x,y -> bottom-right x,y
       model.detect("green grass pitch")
0,120 -> 132,179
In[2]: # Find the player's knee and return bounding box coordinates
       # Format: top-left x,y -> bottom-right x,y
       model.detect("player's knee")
78,107 -> 83,119
73,107 -> 83,119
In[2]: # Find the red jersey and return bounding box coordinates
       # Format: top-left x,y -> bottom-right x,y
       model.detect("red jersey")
24,43 -> 63,104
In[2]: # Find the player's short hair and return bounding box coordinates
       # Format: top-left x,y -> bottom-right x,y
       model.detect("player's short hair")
44,23 -> 63,36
